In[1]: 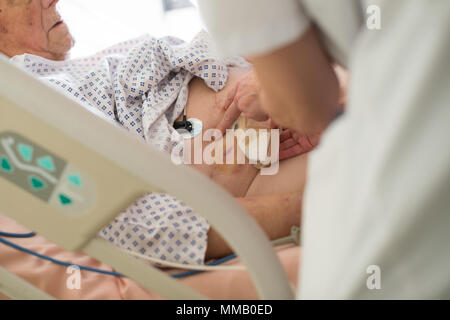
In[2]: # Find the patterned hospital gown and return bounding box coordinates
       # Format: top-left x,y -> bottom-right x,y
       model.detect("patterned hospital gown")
11,31 -> 245,266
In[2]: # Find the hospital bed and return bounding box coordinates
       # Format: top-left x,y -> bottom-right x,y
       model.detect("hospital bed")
0,54 -> 295,300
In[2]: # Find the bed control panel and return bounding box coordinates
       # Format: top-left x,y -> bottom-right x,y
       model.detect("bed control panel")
0,131 -> 96,217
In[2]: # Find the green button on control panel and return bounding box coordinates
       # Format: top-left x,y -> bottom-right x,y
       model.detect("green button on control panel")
68,174 -> 82,188
29,175 -> 46,190
0,132 -> 96,216
59,194 -> 73,206
37,156 -> 56,172
18,144 -> 33,162
1,156 -> 13,172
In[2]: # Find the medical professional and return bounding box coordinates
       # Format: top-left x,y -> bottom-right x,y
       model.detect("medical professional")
198,0 -> 450,299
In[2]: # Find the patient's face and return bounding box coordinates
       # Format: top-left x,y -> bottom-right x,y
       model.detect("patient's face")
0,0 -> 74,60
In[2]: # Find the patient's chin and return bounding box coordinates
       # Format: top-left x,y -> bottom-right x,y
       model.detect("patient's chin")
48,25 -> 74,59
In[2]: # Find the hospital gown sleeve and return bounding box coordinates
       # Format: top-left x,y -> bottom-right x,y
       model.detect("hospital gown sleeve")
197,0 -> 310,57
99,193 -> 210,266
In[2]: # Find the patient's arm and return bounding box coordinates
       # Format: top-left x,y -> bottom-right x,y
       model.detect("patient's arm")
205,192 -> 302,259
183,67 -> 309,260
184,244 -> 300,300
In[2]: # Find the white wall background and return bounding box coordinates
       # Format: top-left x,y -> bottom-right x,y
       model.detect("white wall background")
58,0 -> 203,58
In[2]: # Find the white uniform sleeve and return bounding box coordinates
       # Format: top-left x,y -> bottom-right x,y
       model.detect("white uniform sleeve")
197,0 -> 310,57
300,0 -> 450,299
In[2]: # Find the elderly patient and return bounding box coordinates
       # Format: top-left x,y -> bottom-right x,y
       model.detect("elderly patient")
0,0 -> 309,298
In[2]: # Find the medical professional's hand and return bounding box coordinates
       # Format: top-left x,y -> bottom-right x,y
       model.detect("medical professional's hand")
279,128 -> 321,161
217,70 -> 269,133
216,69 -> 321,160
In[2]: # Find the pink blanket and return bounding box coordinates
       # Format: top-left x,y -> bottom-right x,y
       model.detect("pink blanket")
0,214 -> 299,300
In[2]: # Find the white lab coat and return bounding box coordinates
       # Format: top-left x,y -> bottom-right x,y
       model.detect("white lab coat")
197,0 -> 362,66
198,0 -> 450,299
